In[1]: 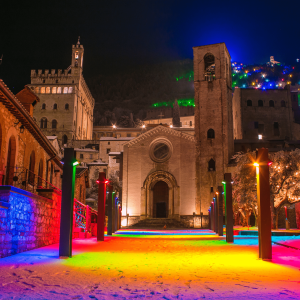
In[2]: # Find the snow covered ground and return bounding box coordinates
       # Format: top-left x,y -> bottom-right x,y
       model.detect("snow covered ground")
0,229 -> 299,299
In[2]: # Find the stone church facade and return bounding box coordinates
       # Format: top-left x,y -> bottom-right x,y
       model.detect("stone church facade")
29,39 -> 95,146
121,43 -> 235,227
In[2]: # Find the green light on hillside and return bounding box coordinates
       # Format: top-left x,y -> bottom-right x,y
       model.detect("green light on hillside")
151,99 -> 195,108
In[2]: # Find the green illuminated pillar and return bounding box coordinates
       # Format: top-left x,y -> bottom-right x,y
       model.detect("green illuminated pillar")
59,148 -> 76,258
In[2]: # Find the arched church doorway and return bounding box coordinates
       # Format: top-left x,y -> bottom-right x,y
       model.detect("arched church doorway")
153,181 -> 169,218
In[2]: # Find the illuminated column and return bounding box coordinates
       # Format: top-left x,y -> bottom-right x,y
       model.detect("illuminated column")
223,173 -> 234,243
208,206 -> 211,230
255,148 -> 272,260
97,172 -> 107,241
214,196 -> 218,234
211,201 -> 215,231
107,185 -> 113,236
59,148 -> 78,257
217,186 -> 223,236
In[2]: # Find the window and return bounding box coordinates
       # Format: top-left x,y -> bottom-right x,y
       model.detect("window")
180,122 -> 182,127
35,87 -> 39,93
56,80 -> 58,83
80,154 -> 83,159
57,87 -> 62,93
41,87 -> 45,94
190,121 -> 193,126
204,53 -> 215,81
258,100 -> 263,107
68,87 -> 73,93
65,103 -> 69,110
28,151 -> 35,184
62,135 -> 68,145
53,103 -> 57,110
40,118 -> 47,129
210,187 -> 214,193
52,87 -> 57,94
63,87 -> 68,94
269,100 -> 274,107
274,122 -> 279,136
52,119 -> 57,129
208,159 -> 215,171
281,100 -> 286,107
42,103 -> 46,109
89,154 -> 93,159
127,133 -> 131,137
247,100 -> 252,106
254,121 -> 258,129
46,87 -> 50,94
207,128 -> 215,139
108,141 -> 110,145
258,124 -> 264,134
106,148 -> 111,154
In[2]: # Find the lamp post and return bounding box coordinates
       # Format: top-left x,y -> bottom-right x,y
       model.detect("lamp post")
254,148 -> 272,260
97,172 -> 108,241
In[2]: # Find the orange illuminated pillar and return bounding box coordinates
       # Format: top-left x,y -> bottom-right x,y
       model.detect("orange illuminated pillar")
255,148 -> 272,260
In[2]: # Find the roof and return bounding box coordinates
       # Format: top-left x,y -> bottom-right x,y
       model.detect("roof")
109,151 -> 122,155
47,136 -> 57,140
75,166 -> 89,177
15,86 -> 40,105
87,159 -> 108,166
100,137 -> 135,141
74,148 -> 98,152
0,80 -> 62,169
124,125 -> 195,147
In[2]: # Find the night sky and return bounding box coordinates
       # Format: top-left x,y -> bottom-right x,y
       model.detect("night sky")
1,0 -> 299,92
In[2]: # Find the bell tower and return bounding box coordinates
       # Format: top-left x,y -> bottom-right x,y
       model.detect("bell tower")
193,43 -> 233,216
71,37 -> 84,73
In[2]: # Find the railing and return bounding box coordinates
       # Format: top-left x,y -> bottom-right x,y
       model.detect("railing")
3,166 -> 98,236
3,166 -> 61,194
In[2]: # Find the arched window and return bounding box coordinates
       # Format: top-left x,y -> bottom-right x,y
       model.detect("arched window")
68,87 -> 73,93
204,53 -> 215,81
0,123 -> 2,164
28,150 -> 35,184
269,100 -> 274,107
52,119 -> 57,129
281,100 -> 286,107
52,87 -> 57,94
53,103 -> 57,110
41,87 -> 45,94
38,159 -> 43,187
62,135 -> 68,145
42,103 -> 46,109
57,87 -> 62,93
35,87 -> 39,93
63,87 -> 68,94
46,87 -> 50,94
207,128 -> 215,139
65,103 -> 69,110
40,118 -> 47,129
208,159 -> 215,171
258,100 -> 263,107
247,100 -> 252,106
5,136 -> 16,185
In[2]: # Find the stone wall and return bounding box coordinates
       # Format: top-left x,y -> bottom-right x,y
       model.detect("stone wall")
0,186 -> 61,258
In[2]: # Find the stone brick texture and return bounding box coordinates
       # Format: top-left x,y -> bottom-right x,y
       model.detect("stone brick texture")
0,187 -> 61,258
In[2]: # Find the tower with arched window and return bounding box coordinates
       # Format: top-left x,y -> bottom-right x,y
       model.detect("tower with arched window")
29,38 -> 95,146
193,43 -> 234,215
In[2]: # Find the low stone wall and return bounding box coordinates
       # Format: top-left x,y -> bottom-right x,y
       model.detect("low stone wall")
0,186 -> 61,258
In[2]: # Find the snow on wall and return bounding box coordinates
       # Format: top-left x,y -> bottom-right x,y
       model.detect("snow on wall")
0,186 -> 61,258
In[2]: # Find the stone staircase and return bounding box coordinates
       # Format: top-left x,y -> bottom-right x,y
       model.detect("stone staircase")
128,218 -> 183,229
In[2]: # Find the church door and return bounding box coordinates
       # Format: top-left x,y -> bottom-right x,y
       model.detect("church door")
153,181 -> 169,218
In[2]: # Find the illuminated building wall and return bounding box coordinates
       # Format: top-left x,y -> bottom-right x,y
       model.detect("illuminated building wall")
30,40 -> 95,146
0,186 -> 61,258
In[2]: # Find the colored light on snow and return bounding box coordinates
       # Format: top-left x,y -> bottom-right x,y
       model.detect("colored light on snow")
268,161 -> 273,166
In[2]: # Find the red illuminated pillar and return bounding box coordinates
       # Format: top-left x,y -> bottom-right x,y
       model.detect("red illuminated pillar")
224,173 -> 234,243
97,172 -> 107,241
255,148 -> 272,260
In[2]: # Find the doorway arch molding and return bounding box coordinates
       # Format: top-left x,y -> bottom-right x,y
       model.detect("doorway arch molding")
141,170 -> 180,219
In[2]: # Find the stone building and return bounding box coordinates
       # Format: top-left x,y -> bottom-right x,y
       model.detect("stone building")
29,39 -> 95,146
0,80 -> 63,190
233,87 -> 297,140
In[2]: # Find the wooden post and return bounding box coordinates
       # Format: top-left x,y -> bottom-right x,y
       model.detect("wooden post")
256,148 -> 272,260
218,186 -> 223,236
97,172 -> 107,241
224,173 -> 234,243
59,148 -> 76,257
